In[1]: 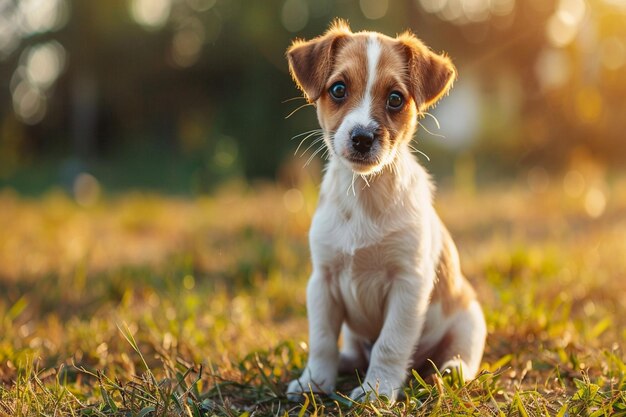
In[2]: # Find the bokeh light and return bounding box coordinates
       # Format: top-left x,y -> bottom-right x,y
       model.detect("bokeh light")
171,17 -> 205,68
73,173 -> 101,207
24,41 -> 66,89
546,0 -> 587,47
0,13 -> 20,59
584,187 -> 606,218
186,0 -> 216,12
11,80 -> 46,125
360,0 -> 389,20
283,188 -> 304,213
418,0 -> 515,24
18,0 -> 69,35
281,0 -> 309,32
9,41 -> 66,125
129,0 -> 172,30
535,47 -> 571,91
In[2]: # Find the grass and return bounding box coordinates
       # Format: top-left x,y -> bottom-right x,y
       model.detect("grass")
0,173 -> 625,416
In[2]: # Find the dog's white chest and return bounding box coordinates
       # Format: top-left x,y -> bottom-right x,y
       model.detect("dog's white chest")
331,246 -> 392,341
310,205 -> 401,340
310,197 -> 385,256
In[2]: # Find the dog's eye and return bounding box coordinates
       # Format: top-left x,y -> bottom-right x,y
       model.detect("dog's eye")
329,82 -> 346,100
387,92 -> 404,110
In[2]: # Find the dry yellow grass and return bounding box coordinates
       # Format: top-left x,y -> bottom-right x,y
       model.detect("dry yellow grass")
0,174 -> 624,415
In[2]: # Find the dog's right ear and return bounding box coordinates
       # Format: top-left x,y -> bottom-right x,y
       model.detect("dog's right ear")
287,19 -> 351,103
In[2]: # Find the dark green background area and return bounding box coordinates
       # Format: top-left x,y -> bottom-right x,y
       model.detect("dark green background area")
1,0 -> 625,194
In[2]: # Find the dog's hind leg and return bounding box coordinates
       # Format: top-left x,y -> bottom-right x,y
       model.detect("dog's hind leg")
427,300 -> 486,380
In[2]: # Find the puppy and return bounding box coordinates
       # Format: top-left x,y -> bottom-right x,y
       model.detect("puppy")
285,20 -> 486,402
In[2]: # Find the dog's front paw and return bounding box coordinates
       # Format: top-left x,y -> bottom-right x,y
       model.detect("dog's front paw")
349,380 -> 398,403
286,368 -> 335,401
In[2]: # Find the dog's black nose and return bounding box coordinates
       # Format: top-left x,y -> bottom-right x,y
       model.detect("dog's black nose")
351,127 -> 375,153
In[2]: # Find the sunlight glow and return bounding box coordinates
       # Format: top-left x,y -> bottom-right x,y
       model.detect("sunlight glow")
546,13 -> 578,47
461,0 -> 490,22
418,0 -> 515,24
418,0 -> 447,13
129,0 -> 172,30
18,0 -> 69,35
585,187 -> 606,218
601,0 -> 626,8
558,0 -> 586,25
546,0 -> 586,47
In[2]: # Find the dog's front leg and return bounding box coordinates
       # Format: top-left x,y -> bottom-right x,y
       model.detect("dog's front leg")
350,277 -> 430,402
287,272 -> 343,401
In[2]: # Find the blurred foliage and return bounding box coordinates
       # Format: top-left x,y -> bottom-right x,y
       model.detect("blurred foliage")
0,0 -> 626,194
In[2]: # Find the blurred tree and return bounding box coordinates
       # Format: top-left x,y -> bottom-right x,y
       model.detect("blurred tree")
0,0 -> 625,192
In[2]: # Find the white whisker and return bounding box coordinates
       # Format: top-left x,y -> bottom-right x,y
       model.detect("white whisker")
304,143 -> 326,167
291,129 -> 323,140
285,102 -> 314,119
300,137 -> 324,157
282,96 -> 308,104
294,132 -> 323,156
360,174 -> 371,190
422,111 -> 441,130
347,172 -> 357,196
412,147 -> 431,162
417,121 -> 446,139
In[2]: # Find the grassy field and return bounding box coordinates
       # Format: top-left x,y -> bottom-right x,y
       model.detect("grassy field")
0,174 -> 625,416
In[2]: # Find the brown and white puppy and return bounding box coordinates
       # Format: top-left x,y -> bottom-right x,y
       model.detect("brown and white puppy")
285,20 -> 486,402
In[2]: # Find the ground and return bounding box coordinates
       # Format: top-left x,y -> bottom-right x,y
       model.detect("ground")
0,175 -> 624,416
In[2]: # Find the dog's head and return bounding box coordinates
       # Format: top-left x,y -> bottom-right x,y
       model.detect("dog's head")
287,19 -> 456,175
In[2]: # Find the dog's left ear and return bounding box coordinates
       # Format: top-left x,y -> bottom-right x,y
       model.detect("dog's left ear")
287,19 -> 351,103
397,32 -> 456,111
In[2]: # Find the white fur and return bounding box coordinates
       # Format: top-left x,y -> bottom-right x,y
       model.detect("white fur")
287,33 -> 486,403
332,35 -> 383,174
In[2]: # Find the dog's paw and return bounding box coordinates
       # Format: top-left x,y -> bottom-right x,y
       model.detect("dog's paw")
286,378 -> 309,402
348,381 -> 397,403
286,371 -> 335,402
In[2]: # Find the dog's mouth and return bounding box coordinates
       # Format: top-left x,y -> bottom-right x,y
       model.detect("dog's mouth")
344,152 -> 383,174
346,152 -> 375,164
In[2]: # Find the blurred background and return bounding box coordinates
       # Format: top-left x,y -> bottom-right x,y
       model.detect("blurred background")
0,0 -> 625,197
1,3 -> 626,405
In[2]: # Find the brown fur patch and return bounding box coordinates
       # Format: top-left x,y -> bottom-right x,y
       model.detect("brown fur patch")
316,34 -> 369,134
395,32 -> 456,111
431,225 -> 476,315
286,19 -> 351,102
